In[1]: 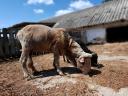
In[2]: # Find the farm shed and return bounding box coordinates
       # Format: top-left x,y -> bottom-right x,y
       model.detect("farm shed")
40,0 -> 128,44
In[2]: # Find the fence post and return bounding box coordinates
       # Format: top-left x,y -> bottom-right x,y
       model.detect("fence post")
9,32 -> 16,57
0,32 -> 5,58
2,28 -> 10,58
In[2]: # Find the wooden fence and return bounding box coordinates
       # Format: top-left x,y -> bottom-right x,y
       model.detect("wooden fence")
0,28 -> 21,59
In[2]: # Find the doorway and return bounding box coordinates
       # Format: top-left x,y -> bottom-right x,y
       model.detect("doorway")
106,26 -> 128,42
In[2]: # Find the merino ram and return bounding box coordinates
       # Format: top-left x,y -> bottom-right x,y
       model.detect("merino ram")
16,24 -> 92,80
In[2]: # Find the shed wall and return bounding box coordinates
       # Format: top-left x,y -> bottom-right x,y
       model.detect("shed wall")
86,28 -> 106,43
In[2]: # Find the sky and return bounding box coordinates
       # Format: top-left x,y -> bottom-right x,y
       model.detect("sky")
0,0 -> 102,28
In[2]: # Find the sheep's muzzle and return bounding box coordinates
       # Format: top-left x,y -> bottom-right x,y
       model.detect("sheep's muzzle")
77,57 -> 91,74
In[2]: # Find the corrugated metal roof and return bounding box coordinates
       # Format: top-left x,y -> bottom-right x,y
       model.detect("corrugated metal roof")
41,0 -> 128,29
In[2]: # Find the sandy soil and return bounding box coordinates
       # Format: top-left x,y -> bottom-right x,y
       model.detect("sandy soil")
0,42 -> 128,96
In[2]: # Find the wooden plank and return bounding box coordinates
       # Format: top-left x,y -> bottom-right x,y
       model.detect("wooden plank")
0,33 -> 5,58
2,28 -> 10,58
9,33 -> 16,57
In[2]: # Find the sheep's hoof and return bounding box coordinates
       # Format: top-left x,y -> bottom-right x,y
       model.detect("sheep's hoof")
59,71 -> 65,76
22,76 -> 30,80
23,75 -> 38,81
65,72 -> 71,77
92,63 -> 104,69
59,72 -> 70,76
25,75 -> 35,81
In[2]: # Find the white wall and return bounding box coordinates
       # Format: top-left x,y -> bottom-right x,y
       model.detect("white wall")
81,31 -> 87,44
86,28 -> 106,43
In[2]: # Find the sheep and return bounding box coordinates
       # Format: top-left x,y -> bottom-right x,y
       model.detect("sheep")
16,24 -> 92,80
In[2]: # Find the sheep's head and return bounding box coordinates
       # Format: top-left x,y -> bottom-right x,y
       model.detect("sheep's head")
77,54 -> 92,74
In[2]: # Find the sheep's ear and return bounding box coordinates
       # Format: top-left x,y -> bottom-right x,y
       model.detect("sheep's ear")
79,57 -> 84,63
69,39 -> 73,47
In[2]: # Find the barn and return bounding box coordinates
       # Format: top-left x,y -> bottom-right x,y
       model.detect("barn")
40,0 -> 128,44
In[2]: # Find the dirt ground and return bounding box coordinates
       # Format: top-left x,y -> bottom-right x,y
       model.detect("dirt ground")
0,42 -> 128,96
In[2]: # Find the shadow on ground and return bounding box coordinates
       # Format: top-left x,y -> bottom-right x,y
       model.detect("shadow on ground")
33,67 -> 102,79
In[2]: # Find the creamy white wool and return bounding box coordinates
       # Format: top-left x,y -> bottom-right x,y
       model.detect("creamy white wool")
79,52 -> 92,58
70,40 -> 92,58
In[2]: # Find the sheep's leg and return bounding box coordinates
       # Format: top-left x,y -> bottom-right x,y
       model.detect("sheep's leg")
53,49 -> 64,76
27,55 -> 38,76
63,55 -> 66,62
63,55 -> 70,63
65,54 -> 77,67
20,50 -> 30,79
66,58 -> 71,63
